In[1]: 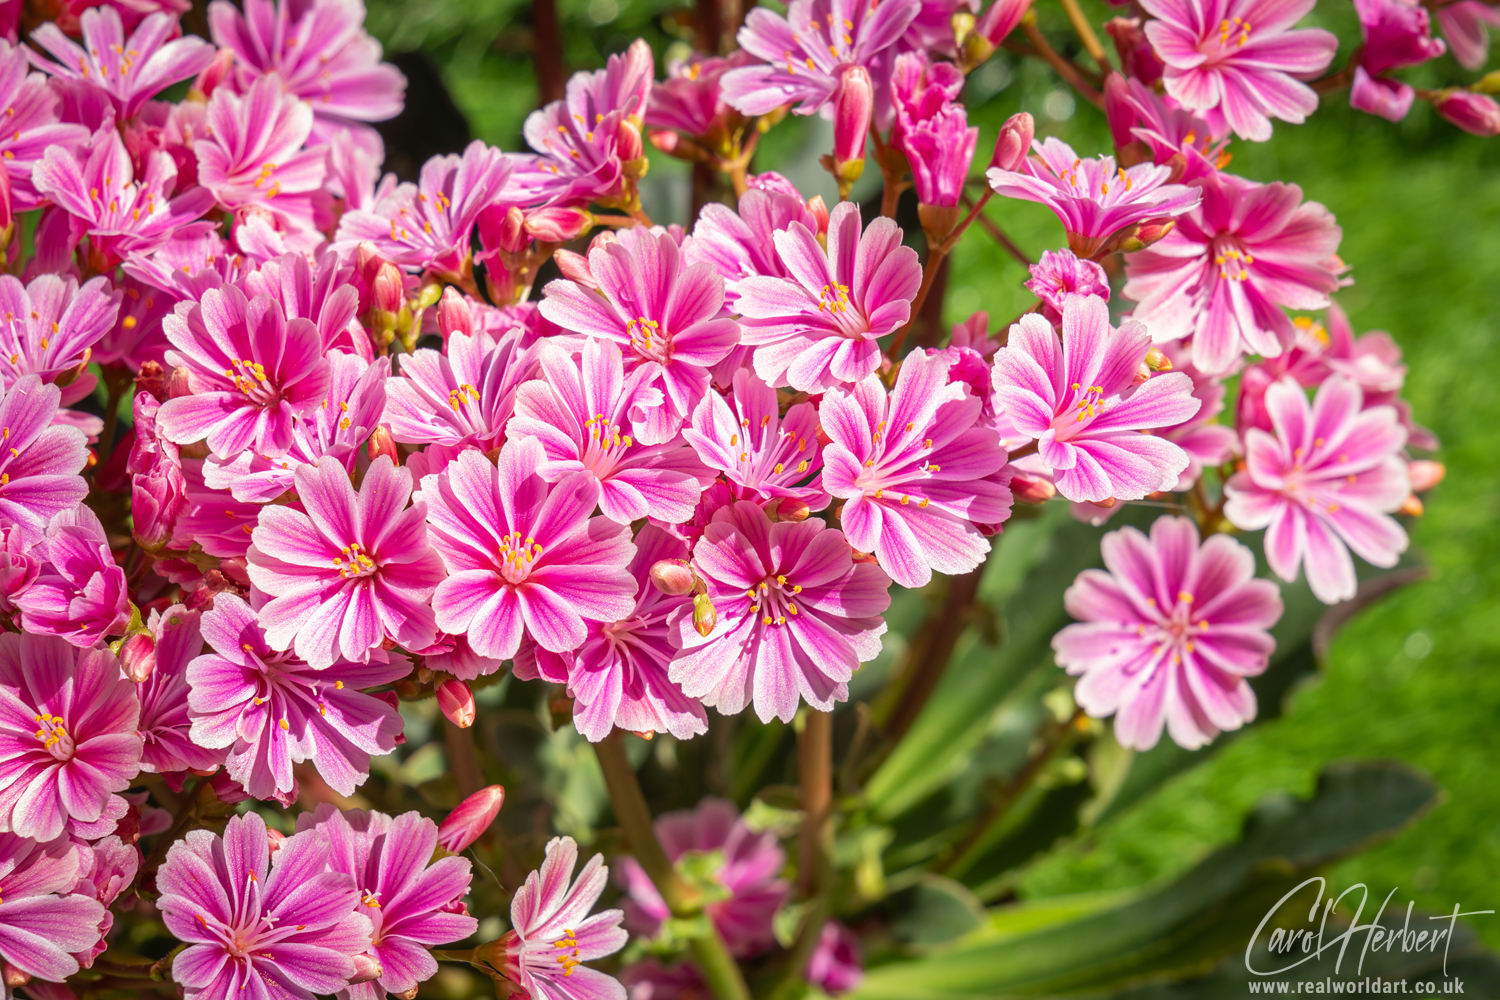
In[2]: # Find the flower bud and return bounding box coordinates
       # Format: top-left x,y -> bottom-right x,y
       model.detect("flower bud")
650,559 -> 696,596
1133,361 -> 1153,386
806,195 -> 830,236
437,287 -> 474,341
833,66 -> 874,177
1434,90 -> 1500,135
3,963 -> 31,988
1408,459 -> 1445,492
119,631 -> 156,684
367,426 -> 398,466
488,205 -> 531,255
1105,17 -> 1164,85
1009,471 -> 1057,503
1145,346 -> 1173,371
1112,218 -> 1176,253
553,248 -> 597,288
617,119 -> 646,163
767,497 -> 812,523
977,0 -> 1031,45
189,46 -> 236,100
371,261 -> 405,315
588,230 -> 619,254
649,128 -> 681,155
1399,494 -> 1424,517
167,365 -> 193,399
524,206 -> 593,244
437,784 -> 506,853
692,592 -> 718,638
990,112 -> 1034,171
437,678 -> 476,728
349,953 -> 384,985
266,827 -> 286,855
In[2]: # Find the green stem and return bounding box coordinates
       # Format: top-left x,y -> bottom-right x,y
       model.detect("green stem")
1056,0 -> 1112,75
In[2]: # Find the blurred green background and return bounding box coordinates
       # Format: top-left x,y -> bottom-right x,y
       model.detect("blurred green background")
364,0 -> 1500,945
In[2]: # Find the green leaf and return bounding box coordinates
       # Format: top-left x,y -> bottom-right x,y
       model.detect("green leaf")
888,876 -> 989,947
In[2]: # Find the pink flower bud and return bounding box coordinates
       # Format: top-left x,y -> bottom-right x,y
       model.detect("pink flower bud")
437,679 -> 476,728
1010,472 -> 1057,503
649,128 -> 681,154
833,66 -> 874,168
437,784 -> 506,852
806,195 -> 830,235
553,248 -> 597,288
119,631 -> 156,684
1145,346 -> 1173,371
588,230 -> 619,254
1434,90 -> 1500,135
349,953 -> 383,984
617,119 -> 646,162
266,828 -> 286,855
190,46 -> 236,99
367,426 -> 398,466
990,112 -> 1034,171
372,262 -> 405,315
167,365 -> 193,399
650,559 -> 696,596
478,204 -> 530,256
437,287 -> 474,341
524,206 -> 593,244
767,497 -> 812,523
977,0 -> 1031,45
1408,459 -> 1445,492
3,963 -> 31,988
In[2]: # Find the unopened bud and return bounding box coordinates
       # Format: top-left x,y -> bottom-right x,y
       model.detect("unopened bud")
553,248 -> 596,288
120,631 -> 156,684
617,119 -> 646,163
1399,494 -> 1424,517
189,46 -> 236,100
437,287 -> 474,341
588,230 -> 619,254
367,426 -> 398,466
976,0 -> 1031,46
497,206 -> 531,255
692,592 -> 718,638
349,953 -> 384,985
525,206 -> 593,244
0,166 -> 12,254
167,365 -> 193,399
952,10 -> 976,48
394,987 -> 421,1000
832,66 -> 873,173
1009,471 -> 1056,503
3,963 -> 31,988
1120,218 -> 1176,252
1434,89 -> 1500,136
437,679 -> 476,728
1407,460 -> 1445,493
136,360 -> 166,401
371,262 -> 404,315
266,828 -> 286,855
767,497 -> 811,523
806,195 -> 830,236
1145,346 -> 1172,371
650,559 -> 696,596
1133,361 -> 1152,386
437,784 -> 506,852
649,128 -> 681,154
990,112 -> 1034,172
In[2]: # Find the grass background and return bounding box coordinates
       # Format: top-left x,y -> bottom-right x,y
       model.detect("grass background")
363,0 -> 1500,943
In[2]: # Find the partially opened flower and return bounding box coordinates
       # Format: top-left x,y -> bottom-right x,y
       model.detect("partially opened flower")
1115,76 -> 1228,181
0,633 -> 142,841
71,834 -> 140,970
17,504 -> 131,647
807,921 -> 865,995
0,41 -> 90,211
670,501 -> 891,723
0,376 -> 89,542
0,831 -> 108,984
186,593 -> 408,801
1435,0 -> 1500,70
1224,375 -> 1409,603
1053,516 -> 1283,750
647,50 -> 755,139
0,274 -> 121,396
194,74 -> 328,211
137,604 -> 226,779
158,811 -> 374,1000
1025,249 -> 1111,323
684,187 -> 819,306
1350,0 -> 1446,121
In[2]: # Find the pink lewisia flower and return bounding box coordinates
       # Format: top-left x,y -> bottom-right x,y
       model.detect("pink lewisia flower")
186,593 -> 408,800
137,604 -> 226,778
158,811 -> 374,1000
0,831 -> 108,983
157,283 -> 333,457
94,276 -> 176,371
1026,248 -> 1111,324
1350,0 -> 1445,121
0,274 -> 120,398
508,340 -> 715,525
0,525 -> 39,616
1435,0 -> 1500,70
0,42 -> 90,210
1156,342 -> 1238,490
71,834 -> 139,970
670,500 -> 891,723
991,296 -> 1202,503
295,805 -> 479,1000
1113,76 -> 1229,182
822,351 -> 1013,588
618,798 -> 789,958
986,137 -> 1201,258
17,505 -> 131,647
0,376 -> 89,542
194,74 -> 328,211
514,525 -> 708,742
0,633 -> 142,841
27,7 -> 215,121
385,325 -> 535,459
1140,0 -> 1338,141
539,227 -> 740,444
498,835 -> 628,1000
891,53 -> 975,209
735,201 -> 920,393
647,50 -> 755,138
1053,516 -> 1283,750
1122,171 -> 1345,375
720,0 -> 922,117
1224,375 -> 1409,604
416,439 -> 638,661
683,368 -> 829,510
684,187 -> 819,307
248,455 -> 445,668
807,921 -> 865,995
238,249 -> 375,361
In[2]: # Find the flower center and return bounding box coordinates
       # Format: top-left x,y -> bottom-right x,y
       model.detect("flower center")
552,927 -> 581,977
1212,237 -> 1253,282
223,358 -> 282,406
332,542 -> 378,580
1211,17 -> 1252,54
626,316 -> 668,363
1137,592 -> 1209,666
745,574 -> 802,628
816,282 -> 872,338
449,383 -> 481,411
581,414 -> 633,480
32,712 -> 75,760
498,530 -> 544,585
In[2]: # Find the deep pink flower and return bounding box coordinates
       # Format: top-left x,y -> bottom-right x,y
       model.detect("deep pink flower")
416,440 -> 638,661
683,368 -> 829,510
0,274 -> 120,400
158,811 -> 374,1000
499,835 -> 628,1000
137,604 -> 226,778
621,959 -> 707,1000
987,137 -> 1201,258
807,921 -> 864,995
1026,248 -> 1111,323
195,74 -> 328,213
187,593 -> 408,800
1114,76 -> 1228,181
0,41 -> 90,211
248,455 -> 444,667
0,831 -> 108,982
683,187 -> 819,307
539,227 -> 740,444
991,297 -> 1202,503
295,805 -> 479,1000
670,500 -> 890,723
0,376 -> 89,543
1141,0 -> 1337,141
891,53 -> 974,208
514,525 -> 708,742
1122,171 -> 1345,375
1350,66 -> 1415,122
1053,516 -> 1283,750
720,0 -> 921,117
734,201 -> 920,393
822,351 -> 1013,588
385,325 -> 535,459
1357,0 -> 1446,75
0,633 -> 142,841
27,7 -> 216,121
1434,89 -> 1500,136
1435,0 -> 1500,70
157,283 -> 333,457
241,249 -> 376,360
1224,375 -> 1409,604
619,798 -> 789,957
95,276 -> 176,371
17,505 -> 131,647
0,525 -> 39,616
647,50 -> 755,138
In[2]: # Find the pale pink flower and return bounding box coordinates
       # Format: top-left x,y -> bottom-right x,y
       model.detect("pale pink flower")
1026,248 -> 1110,323
137,604 -> 226,779
0,831 -> 108,983
0,376 -> 89,543
384,324 -> 536,458
194,74 -> 328,213
1436,0 -> 1500,70
0,41 -> 90,210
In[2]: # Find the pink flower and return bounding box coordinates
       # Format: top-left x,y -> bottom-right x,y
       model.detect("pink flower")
0,633 -> 142,841
1350,66 -> 1415,122
1122,171 -> 1345,375
683,187 -> 820,306
539,227 -> 740,444
735,201 -> 920,392
1350,0 -> 1445,121
416,440 -> 638,661
647,50 -> 755,138
94,275 -> 175,370
294,805 -> 479,1000
1113,76 -> 1228,181
157,283 -> 333,457
137,604 -> 226,778
720,0 -> 921,117
1156,342 -> 1238,489
17,505 -> 131,647
0,376 -> 89,543
194,74 -> 328,212
1435,0 -> 1500,70
822,351 -> 1013,588
1026,248 -> 1111,322
186,593 -> 408,800
891,53 -> 975,209
1434,89 -> 1500,136
0,831 -> 108,982
514,525 -> 708,742
0,525 -> 39,616
987,138 -> 1201,258
1053,516 -> 1283,750
670,500 -> 891,723
0,274 -> 120,400
158,811 -> 374,1000
618,798 -> 789,957
508,340 -> 714,525
384,324 -> 534,459
0,41 -> 90,211
248,455 -> 444,667
71,834 -> 139,970
807,921 -> 864,995
1140,0 -> 1337,141
1224,375 -> 1409,604
991,296 -> 1202,503
499,836 -> 628,1000
683,369 -> 828,510
27,7 -> 216,121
